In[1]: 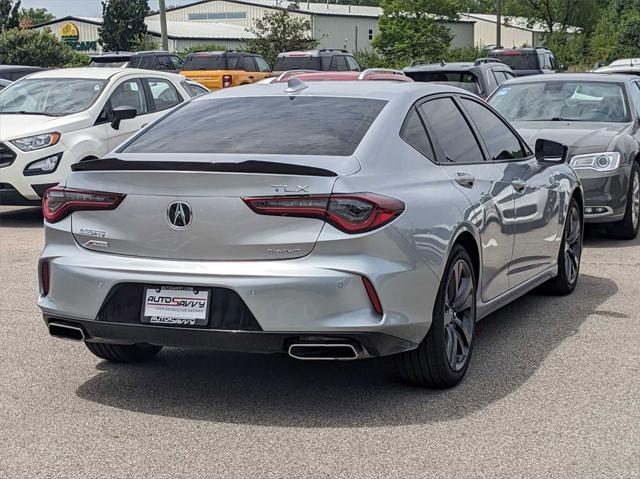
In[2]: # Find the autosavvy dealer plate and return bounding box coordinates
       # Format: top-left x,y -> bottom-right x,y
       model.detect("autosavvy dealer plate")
142,286 -> 209,326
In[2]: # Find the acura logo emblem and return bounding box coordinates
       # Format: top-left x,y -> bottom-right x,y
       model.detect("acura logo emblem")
167,201 -> 192,229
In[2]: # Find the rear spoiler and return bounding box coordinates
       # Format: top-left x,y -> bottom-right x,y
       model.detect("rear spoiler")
71,158 -> 337,177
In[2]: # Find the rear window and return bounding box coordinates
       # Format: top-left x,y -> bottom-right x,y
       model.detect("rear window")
122,96 -> 387,156
273,56 -> 315,71
490,52 -> 538,70
182,55 -> 231,70
406,71 -> 479,94
89,58 -> 129,68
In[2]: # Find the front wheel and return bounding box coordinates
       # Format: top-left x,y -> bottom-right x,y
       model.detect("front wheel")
608,162 -> 639,240
394,244 -> 476,388
85,342 -> 162,363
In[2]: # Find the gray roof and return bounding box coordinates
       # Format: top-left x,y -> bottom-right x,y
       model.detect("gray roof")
503,72 -> 636,84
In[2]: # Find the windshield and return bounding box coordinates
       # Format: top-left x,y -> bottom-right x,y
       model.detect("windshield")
122,96 -> 387,156
490,52 -> 538,70
489,81 -> 631,122
273,56 -> 315,71
405,71 -> 479,94
0,78 -> 107,116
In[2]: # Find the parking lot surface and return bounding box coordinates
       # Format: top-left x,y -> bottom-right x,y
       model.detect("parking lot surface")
1,206 -> 638,478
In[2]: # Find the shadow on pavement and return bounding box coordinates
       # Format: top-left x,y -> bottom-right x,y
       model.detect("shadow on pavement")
0,207 -> 43,228
583,224 -> 640,249
76,274 -> 616,427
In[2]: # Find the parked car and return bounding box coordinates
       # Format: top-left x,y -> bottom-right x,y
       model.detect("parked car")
404,58 -> 515,99
0,78 -> 11,91
180,50 -> 271,90
38,80 -> 583,389
594,58 -> 640,76
487,47 -> 560,76
0,68 -> 192,206
89,51 -> 184,73
272,49 -> 361,75
489,73 -> 640,239
0,65 -> 44,81
267,69 -> 412,83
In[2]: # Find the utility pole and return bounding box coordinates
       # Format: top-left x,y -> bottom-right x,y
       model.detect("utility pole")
496,0 -> 502,48
159,0 -> 169,51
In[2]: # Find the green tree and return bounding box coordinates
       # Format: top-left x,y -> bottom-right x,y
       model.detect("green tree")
0,28 -> 77,67
98,0 -> 149,52
0,0 -> 20,32
178,43 -> 226,57
19,7 -> 55,26
372,0 -> 458,66
130,33 -> 159,52
245,10 -> 318,64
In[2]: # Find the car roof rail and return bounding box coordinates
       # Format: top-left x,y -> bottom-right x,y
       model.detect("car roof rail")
275,69 -> 318,81
474,58 -> 504,66
319,48 -> 349,53
358,68 -> 406,80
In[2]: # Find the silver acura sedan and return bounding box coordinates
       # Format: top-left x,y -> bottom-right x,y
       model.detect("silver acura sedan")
38,80 -> 583,388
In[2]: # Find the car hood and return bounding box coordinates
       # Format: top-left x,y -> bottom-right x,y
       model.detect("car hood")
0,113 -> 88,141
512,121 -> 630,150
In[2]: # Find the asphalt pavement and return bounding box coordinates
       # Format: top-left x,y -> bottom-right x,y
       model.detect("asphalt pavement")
0,206 -> 638,478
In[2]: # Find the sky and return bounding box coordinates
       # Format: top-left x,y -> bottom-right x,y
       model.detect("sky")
20,0 -> 198,18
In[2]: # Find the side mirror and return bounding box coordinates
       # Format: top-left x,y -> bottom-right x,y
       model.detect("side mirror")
535,139 -> 568,163
111,106 -> 137,130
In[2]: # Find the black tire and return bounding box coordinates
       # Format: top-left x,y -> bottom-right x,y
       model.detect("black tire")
85,342 -> 162,363
607,161 -> 640,240
540,196 -> 582,295
394,244 -> 476,388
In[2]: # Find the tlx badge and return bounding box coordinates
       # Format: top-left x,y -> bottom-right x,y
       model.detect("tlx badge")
271,185 -> 309,193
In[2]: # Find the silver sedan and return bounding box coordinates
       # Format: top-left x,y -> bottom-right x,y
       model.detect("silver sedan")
38,80 -> 583,388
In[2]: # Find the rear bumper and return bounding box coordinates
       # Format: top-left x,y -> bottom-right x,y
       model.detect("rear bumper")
43,315 -> 417,357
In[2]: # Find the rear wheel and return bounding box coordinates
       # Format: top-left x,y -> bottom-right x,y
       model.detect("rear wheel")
394,244 -> 476,388
85,342 -> 162,363
540,197 -> 582,295
608,162 -> 639,240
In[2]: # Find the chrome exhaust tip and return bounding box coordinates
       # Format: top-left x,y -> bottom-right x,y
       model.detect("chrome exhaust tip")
48,322 -> 85,342
287,343 -> 360,361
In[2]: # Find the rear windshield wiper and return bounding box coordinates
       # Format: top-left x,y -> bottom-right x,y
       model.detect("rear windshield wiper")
71,158 -> 338,177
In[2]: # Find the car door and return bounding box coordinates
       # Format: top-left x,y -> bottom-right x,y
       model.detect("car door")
460,96 -> 562,288
254,56 -> 272,81
418,96 -> 515,301
104,77 -> 151,150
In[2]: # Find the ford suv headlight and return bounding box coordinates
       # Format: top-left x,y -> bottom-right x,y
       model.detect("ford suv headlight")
570,152 -> 621,172
11,132 -> 61,152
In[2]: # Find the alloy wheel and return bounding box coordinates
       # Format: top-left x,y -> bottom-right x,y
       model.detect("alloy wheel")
443,259 -> 475,372
632,171 -> 639,230
564,205 -> 582,285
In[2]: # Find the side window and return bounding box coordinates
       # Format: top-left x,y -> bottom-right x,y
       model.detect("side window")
400,108 -> 435,161
109,79 -> 149,115
241,56 -> 257,72
157,56 -> 175,71
346,56 -> 360,72
146,78 -> 182,112
182,82 -> 208,98
138,56 -> 158,70
629,82 -> 640,115
461,98 -> 528,161
255,57 -> 271,72
418,98 -> 484,164
171,56 -> 184,71
330,56 -> 349,71
226,55 -> 240,70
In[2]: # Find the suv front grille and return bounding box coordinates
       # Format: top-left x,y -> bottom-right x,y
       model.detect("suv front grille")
0,142 -> 16,168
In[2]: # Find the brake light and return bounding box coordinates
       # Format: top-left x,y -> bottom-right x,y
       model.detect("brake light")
242,193 -> 405,234
40,261 -> 50,296
42,187 -> 125,223
222,74 -> 232,88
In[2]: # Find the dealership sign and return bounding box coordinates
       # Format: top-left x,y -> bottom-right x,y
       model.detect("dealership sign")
60,22 -> 97,52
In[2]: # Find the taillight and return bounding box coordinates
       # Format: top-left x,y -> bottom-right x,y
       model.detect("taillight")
242,193 -> 404,234
222,75 -> 232,88
42,187 -> 125,223
40,261 -> 50,296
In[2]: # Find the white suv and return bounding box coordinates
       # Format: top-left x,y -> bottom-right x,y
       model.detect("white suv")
0,68 -> 195,205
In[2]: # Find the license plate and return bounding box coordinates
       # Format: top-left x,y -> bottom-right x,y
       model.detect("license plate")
141,286 -> 209,326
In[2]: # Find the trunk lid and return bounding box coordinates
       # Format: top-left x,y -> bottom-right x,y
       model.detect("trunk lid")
67,155 -> 357,261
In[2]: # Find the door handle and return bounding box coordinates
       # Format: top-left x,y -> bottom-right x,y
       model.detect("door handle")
512,180 -> 527,192
455,173 -> 475,188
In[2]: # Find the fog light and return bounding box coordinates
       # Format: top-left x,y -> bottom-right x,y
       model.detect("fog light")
585,207 -> 593,214
24,153 -> 62,176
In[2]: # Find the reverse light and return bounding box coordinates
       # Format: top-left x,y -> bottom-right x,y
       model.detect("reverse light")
43,187 -> 125,223
12,132 -> 61,152
570,152 -> 621,172
222,75 -> 232,88
23,153 -> 62,176
242,193 -> 405,234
